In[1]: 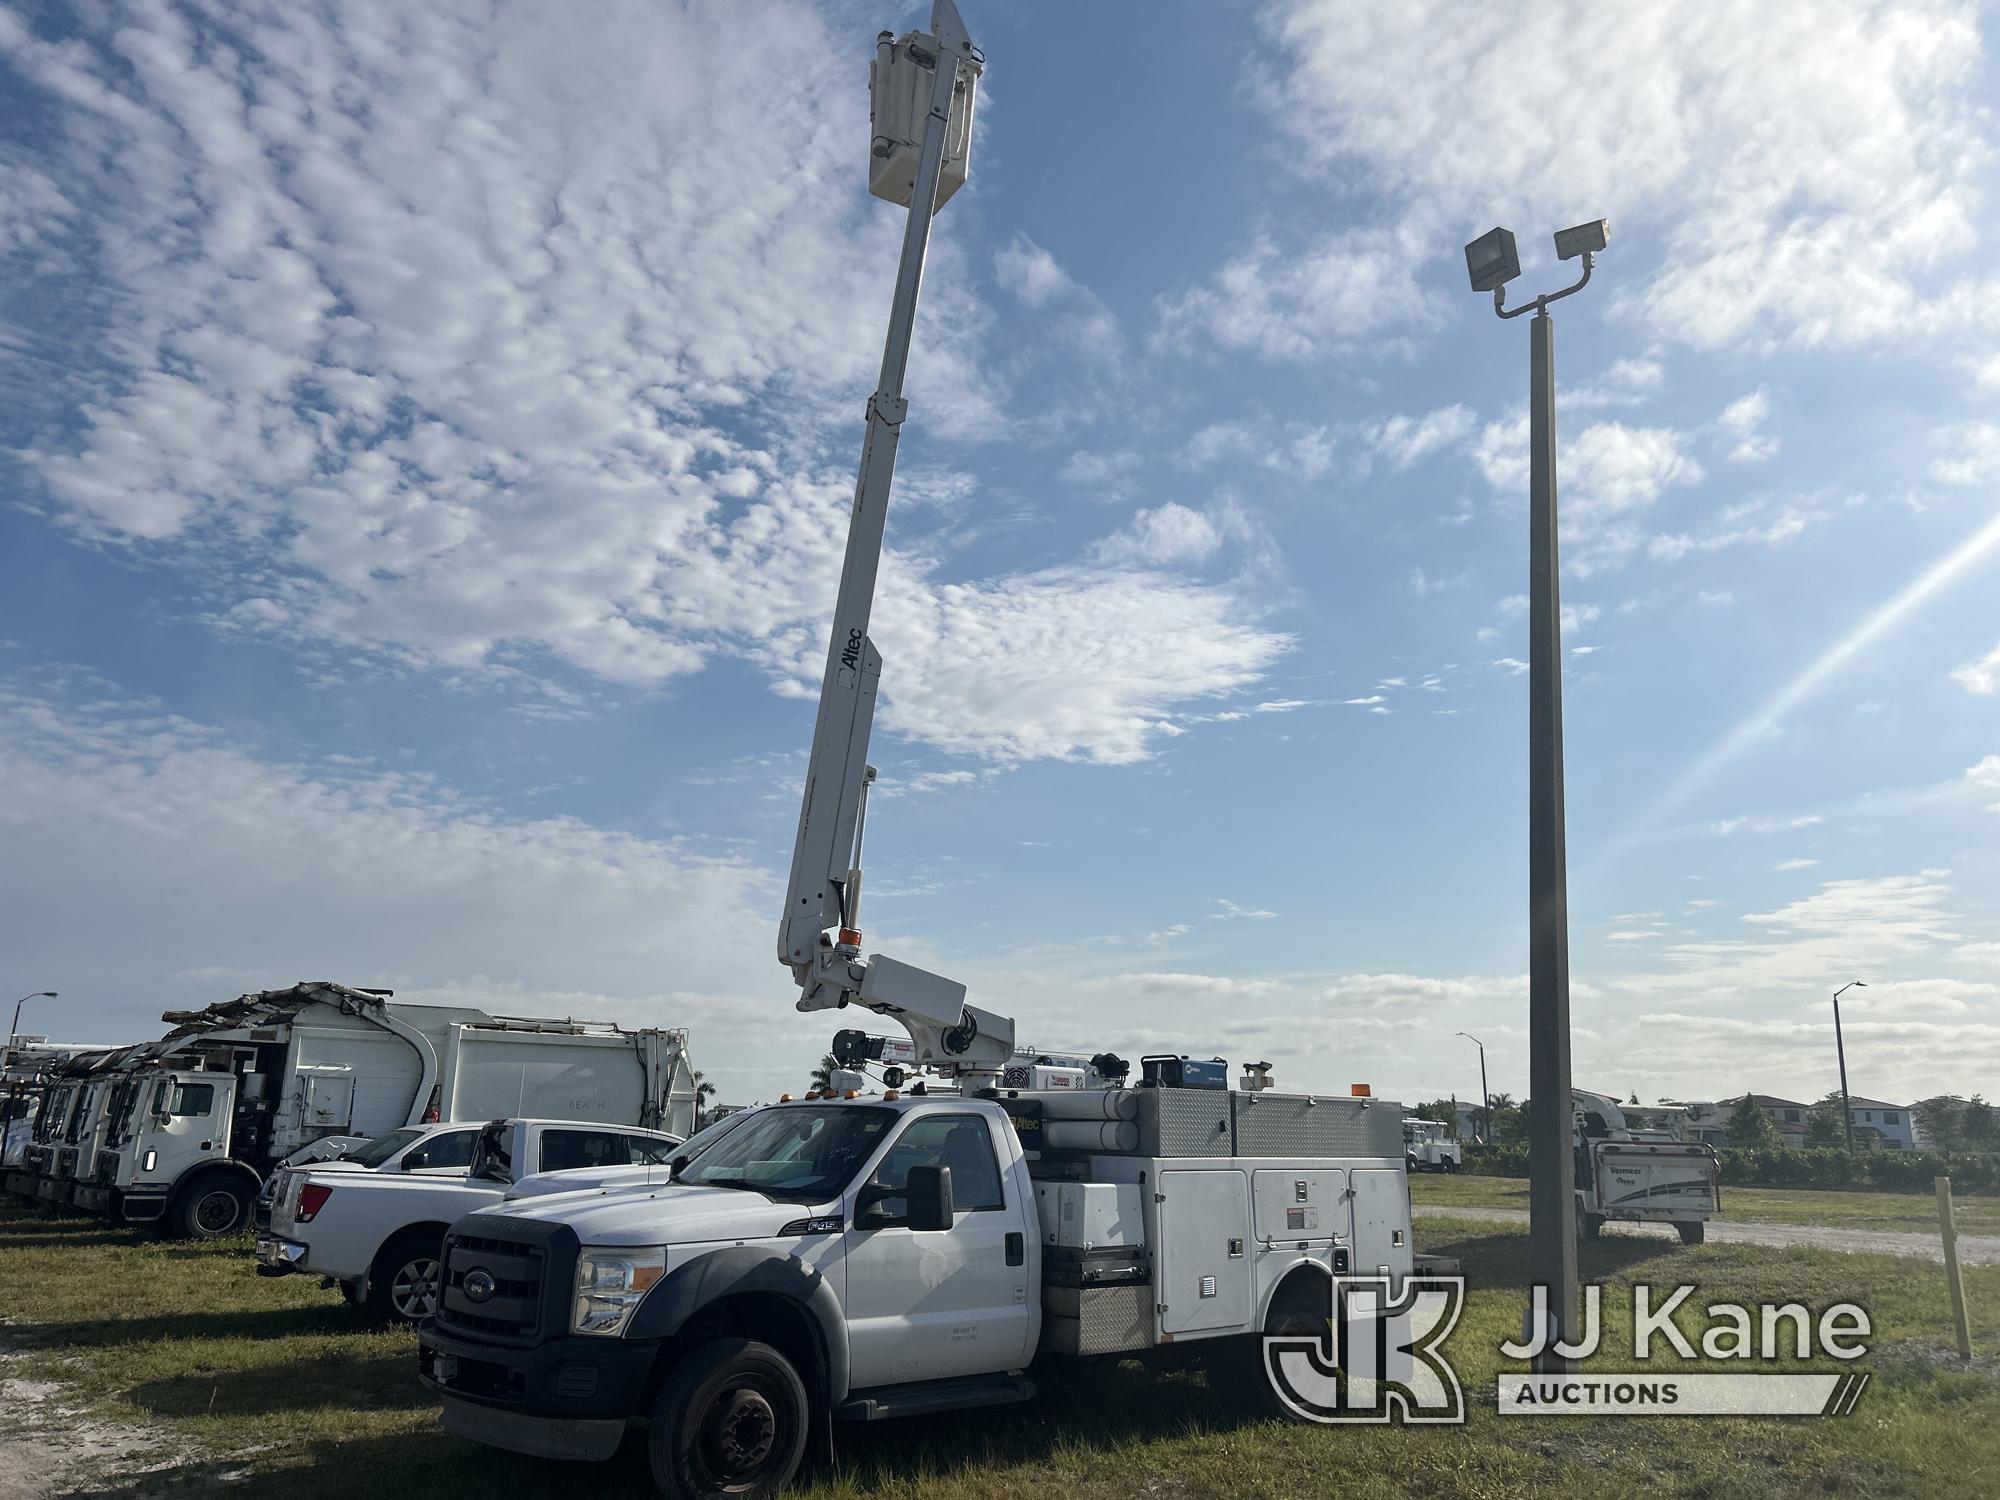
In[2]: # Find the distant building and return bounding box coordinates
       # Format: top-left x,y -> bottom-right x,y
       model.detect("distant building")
1667,1093 -> 1914,1150
1844,1097 -> 1914,1151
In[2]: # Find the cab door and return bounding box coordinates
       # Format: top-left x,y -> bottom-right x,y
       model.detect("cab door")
138,1073 -> 237,1180
841,1111 -> 1032,1388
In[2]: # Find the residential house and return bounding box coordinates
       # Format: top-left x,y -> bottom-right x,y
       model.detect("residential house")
1844,1097 -> 1914,1150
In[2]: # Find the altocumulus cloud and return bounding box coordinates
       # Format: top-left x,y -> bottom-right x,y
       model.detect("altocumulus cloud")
0,1 -> 1286,764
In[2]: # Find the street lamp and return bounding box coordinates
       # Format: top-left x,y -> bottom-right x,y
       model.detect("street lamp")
1467,217 -> 1609,1373
8,992 -> 57,1045
1832,980 -> 1866,1152
1456,1031 -> 1491,1145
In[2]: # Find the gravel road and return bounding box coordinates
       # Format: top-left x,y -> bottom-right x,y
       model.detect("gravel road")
1415,1204 -> 2000,1265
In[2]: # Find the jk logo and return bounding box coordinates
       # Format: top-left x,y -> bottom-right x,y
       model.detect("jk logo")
1263,1274 -> 1467,1424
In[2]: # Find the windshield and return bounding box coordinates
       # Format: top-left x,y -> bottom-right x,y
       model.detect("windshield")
344,1127 -> 425,1168
675,1105 -> 895,1202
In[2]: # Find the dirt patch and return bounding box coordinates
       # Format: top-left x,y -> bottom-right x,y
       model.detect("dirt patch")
0,1338 -> 189,1499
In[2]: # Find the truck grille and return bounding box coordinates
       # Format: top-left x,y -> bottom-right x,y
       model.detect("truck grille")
436,1228 -> 549,1346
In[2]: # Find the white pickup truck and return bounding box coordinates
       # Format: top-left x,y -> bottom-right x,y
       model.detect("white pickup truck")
417,1085 -> 1411,1498
258,1118 -> 681,1322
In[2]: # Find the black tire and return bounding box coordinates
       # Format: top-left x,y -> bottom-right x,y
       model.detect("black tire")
1208,1284 -> 1330,1422
171,1177 -> 251,1240
1578,1213 -> 1603,1240
366,1230 -> 445,1325
1406,1155 -> 1420,1174
648,1338 -> 809,1500
1676,1219 -> 1706,1246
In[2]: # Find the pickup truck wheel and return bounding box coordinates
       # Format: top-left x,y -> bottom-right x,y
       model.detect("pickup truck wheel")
367,1232 -> 444,1325
174,1179 -> 250,1240
649,1338 -> 808,1500
1577,1213 -> 1603,1240
1676,1220 -> 1706,1246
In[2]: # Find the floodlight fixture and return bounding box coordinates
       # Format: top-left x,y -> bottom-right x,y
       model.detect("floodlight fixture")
1464,227 -> 1521,293
1553,219 -> 1609,262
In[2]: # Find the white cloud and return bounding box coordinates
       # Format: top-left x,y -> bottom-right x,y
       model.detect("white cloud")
1092,502 -> 1225,567
993,235 -> 1076,307
1776,858 -> 1820,871
1493,658 -> 1529,675
1474,416 -> 1705,570
1154,229 -> 1447,362
1968,755 -> 2000,810
0,680 -> 795,1102
1371,405 -> 1474,468
1710,813 -> 1824,835
1928,423 -> 2000,486
1211,898 -> 1278,922
0,2 -> 1289,767
1343,695 -> 1386,706
1951,642 -> 2000,695
1256,0 -> 1992,350
1718,388 -> 1780,463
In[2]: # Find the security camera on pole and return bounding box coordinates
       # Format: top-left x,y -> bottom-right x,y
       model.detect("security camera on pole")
1465,217 -> 1608,1374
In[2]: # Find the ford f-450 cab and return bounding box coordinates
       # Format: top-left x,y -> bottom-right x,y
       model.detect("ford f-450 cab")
418,1086 -> 1410,1498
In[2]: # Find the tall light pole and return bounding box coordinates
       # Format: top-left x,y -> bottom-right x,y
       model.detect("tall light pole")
8,992 -> 56,1045
1456,1031 -> 1491,1145
1466,218 -> 1608,1372
1832,980 -> 1866,1152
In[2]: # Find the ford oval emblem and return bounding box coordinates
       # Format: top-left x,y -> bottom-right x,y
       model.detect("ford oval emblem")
462,1268 -> 496,1303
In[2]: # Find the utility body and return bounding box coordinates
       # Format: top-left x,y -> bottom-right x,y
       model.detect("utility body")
259,1117 -> 684,1322
1572,1089 -> 1721,1245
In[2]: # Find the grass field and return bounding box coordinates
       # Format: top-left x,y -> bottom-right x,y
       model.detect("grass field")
2,1201 -> 1998,1498
1411,1172 -> 2000,1237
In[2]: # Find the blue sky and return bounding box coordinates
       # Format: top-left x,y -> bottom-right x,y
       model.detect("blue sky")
2,0 -> 1997,1110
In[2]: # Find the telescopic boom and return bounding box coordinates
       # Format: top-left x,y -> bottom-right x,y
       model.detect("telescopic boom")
776,1 -> 1013,1083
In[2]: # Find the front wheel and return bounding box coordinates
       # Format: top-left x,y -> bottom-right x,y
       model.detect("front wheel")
1676,1219 -> 1706,1246
172,1178 -> 251,1240
649,1338 -> 809,1500
1577,1213 -> 1603,1240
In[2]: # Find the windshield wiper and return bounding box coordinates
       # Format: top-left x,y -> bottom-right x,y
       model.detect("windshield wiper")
690,1175 -> 773,1195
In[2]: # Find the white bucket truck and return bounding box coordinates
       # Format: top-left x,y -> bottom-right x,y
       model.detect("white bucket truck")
64,982 -> 697,1238
416,10 -> 1415,1494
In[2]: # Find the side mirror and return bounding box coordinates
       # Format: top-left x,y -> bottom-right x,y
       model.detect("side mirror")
905,1165 -> 954,1232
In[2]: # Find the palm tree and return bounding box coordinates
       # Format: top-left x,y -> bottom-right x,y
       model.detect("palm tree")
809,1052 -> 840,1092
690,1070 -> 717,1128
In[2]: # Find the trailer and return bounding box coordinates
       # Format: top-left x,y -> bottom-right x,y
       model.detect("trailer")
1573,1089 -> 1721,1245
45,981 -> 697,1237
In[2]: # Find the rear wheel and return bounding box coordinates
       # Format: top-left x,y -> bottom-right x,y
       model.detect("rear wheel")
1676,1219 -> 1706,1246
367,1230 -> 444,1324
1577,1212 -> 1603,1240
648,1338 -> 809,1500
172,1178 -> 250,1240
1208,1281 -> 1330,1422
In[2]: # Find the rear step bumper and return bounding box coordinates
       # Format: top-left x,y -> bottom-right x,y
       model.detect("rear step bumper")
838,1373 -> 1035,1422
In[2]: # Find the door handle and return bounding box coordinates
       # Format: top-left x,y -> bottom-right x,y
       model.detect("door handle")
1004,1231 -> 1024,1267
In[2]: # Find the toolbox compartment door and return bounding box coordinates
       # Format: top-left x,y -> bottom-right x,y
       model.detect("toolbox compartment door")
1156,1169 -> 1251,1335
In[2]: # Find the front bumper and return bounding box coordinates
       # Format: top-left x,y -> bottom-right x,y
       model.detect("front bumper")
71,1184 -> 113,1215
256,1235 -> 309,1276
417,1322 -> 658,1458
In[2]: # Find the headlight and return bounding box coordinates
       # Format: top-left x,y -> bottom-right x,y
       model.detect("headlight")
571,1247 -> 667,1337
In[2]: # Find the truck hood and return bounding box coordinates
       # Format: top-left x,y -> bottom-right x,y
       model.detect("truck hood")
505,1164 -> 666,1201
487,1183 -> 828,1249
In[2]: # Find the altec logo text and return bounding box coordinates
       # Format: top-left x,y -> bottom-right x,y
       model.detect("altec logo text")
1264,1279 -> 1874,1423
